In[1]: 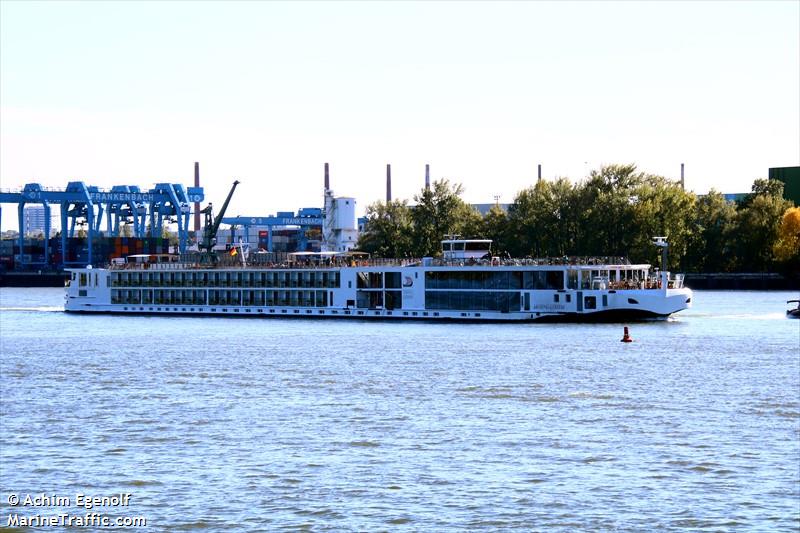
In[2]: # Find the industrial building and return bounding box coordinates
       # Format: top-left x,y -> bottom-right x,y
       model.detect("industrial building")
22,205 -> 55,237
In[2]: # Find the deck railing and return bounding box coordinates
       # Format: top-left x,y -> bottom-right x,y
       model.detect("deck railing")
107,255 -> 634,271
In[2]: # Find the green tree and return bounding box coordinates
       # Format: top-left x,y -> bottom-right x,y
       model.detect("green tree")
356,200 -> 414,257
627,174 -> 696,269
740,178 -> 786,208
506,178 -> 578,257
734,181 -> 792,271
480,204 -> 510,256
685,190 -> 738,272
575,164 -> 645,256
411,179 -> 481,257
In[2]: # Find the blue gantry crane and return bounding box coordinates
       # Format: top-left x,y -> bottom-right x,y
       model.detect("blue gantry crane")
0,181 -> 204,267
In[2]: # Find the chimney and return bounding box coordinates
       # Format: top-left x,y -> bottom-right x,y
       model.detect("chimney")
425,164 -> 430,190
680,163 -> 685,190
193,162 -> 200,232
386,164 -> 392,202
537,164 -> 542,183
324,162 -> 330,191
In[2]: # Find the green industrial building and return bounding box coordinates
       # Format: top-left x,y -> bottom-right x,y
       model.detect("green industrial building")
769,166 -> 800,206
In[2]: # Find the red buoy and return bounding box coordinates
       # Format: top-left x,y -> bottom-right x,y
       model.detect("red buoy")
621,326 -> 633,343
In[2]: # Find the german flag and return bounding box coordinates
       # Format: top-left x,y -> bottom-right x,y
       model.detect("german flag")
230,247 -> 238,257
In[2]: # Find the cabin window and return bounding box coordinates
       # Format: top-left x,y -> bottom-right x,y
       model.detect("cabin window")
426,271 -> 522,290
524,271 -> 562,290
566,294 -> 572,303
357,291 -> 383,309
425,291 -> 520,312
553,294 -> 559,303
385,272 -> 401,289
584,296 -> 597,310
385,291 -> 402,310
628,298 -> 639,305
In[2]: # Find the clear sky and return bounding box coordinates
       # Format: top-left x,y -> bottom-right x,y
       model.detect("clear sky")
1,0 -> 798,230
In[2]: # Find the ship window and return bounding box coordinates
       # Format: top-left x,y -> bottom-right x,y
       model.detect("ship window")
553,294 -> 559,303
584,296 -> 597,310
602,295 -> 608,307
425,291 -> 520,312
566,294 -> 572,303
385,272 -> 401,289
628,298 -> 639,304
79,290 -> 87,297
524,271 -> 562,290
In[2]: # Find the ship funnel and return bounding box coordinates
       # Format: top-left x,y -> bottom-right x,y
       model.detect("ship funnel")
324,162 -> 330,191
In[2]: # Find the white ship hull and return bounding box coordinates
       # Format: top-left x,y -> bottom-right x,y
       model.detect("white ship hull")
65,262 -> 692,322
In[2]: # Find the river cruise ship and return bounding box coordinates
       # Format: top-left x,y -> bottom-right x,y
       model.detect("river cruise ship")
64,239 -> 692,321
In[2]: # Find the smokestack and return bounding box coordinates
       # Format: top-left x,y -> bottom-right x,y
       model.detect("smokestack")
193,162 -> 200,232
324,162 -> 330,191
538,164 -> 542,183
386,164 -> 392,202
425,164 -> 430,190
680,163 -> 685,190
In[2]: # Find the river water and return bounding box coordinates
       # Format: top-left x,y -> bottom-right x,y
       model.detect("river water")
0,288 -> 798,531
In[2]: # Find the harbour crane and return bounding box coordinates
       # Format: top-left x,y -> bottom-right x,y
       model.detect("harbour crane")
198,180 -> 240,262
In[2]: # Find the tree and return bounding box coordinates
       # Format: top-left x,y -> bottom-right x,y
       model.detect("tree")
480,204 -> 510,256
356,200 -> 414,257
772,207 -> 800,267
411,179 -> 481,257
506,178 -> 577,258
740,178 -> 786,208
685,190 -> 737,272
627,174 -> 696,269
734,181 -> 792,271
575,164 -> 646,256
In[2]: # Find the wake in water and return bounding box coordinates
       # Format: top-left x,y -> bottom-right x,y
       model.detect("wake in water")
687,311 -> 789,321
0,306 -> 63,312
